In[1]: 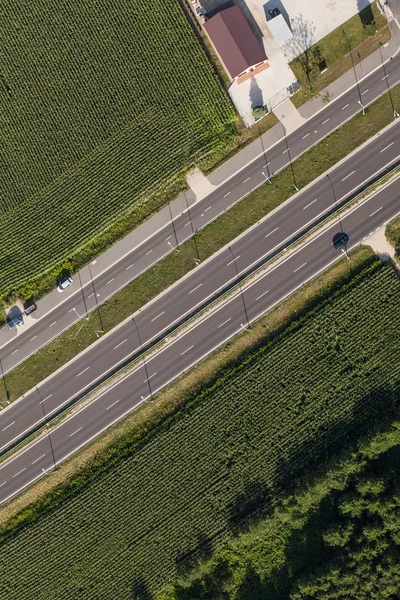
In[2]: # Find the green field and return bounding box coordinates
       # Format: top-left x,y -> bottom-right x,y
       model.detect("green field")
165,413 -> 400,599
1,262 -> 400,598
0,0 -> 235,297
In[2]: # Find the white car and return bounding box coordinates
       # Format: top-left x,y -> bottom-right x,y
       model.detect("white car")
57,276 -> 73,292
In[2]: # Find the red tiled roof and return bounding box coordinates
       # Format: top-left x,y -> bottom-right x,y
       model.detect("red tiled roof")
204,5 -> 267,79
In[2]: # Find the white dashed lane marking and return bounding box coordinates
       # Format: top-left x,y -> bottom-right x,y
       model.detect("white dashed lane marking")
69,427 -> 83,438
2,421 -> 15,432
218,318 -> 231,328
113,339 -> 127,350
293,262 -> 307,273
369,206 -> 383,218
106,399 -> 120,411
342,170 -> 355,182
76,367 -> 90,378
181,345 -> 194,356
151,311 -> 165,322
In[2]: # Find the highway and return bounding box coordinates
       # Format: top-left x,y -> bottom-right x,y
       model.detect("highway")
0,121 -> 399,455
1,170 -> 399,504
1,47 -> 400,375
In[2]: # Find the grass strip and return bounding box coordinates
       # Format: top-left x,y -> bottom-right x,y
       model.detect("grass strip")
2,250 -> 400,600
290,2 -> 390,107
1,84 -> 400,408
386,215 -> 400,256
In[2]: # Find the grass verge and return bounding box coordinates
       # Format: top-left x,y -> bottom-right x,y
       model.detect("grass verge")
1,83 -> 400,407
386,215 -> 400,256
2,250 -> 400,599
290,2 -> 390,108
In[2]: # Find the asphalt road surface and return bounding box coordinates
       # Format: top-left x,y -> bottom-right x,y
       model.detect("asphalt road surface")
1,171 -> 399,504
1,121 -> 400,454
0,121 -> 399,455
2,51 -> 400,375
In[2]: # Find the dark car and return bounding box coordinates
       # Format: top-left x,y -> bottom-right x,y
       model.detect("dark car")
7,314 -> 23,329
332,232 -> 349,250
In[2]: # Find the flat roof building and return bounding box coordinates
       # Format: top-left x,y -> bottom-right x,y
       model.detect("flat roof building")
204,5 -> 269,83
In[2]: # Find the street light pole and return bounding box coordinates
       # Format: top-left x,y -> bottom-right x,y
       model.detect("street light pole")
184,192 -> 201,264
326,173 -> 344,233
378,43 -> 399,118
343,29 -> 365,115
258,121 -> 272,183
36,387 -> 57,470
281,121 -> 299,192
168,201 -> 179,251
228,246 -> 250,330
88,263 -> 104,332
77,271 -> 89,320
0,356 -> 10,404
132,317 -> 153,402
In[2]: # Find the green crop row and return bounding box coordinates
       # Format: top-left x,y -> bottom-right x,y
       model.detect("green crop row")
0,0 -> 236,297
1,261 -> 400,598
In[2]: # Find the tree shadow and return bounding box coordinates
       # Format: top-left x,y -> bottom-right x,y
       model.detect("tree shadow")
175,532 -> 214,577
228,478 -> 273,533
283,15 -> 317,86
131,576 -> 153,600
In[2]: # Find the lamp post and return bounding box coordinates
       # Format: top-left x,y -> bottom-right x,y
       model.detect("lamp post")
132,317 -> 153,402
77,271 -> 89,320
36,387 -> 57,470
0,356 -> 10,404
378,43 -> 399,118
168,201 -> 179,251
228,246 -> 250,330
88,263 -> 104,332
326,173 -> 344,233
343,30 -> 365,115
258,121 -> 272,183
281,121 -> 299,192
184,192 -> 201,264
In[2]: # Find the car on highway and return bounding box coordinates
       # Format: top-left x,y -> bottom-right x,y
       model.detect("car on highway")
57,276 -> 73,292
332,232 -> 349,250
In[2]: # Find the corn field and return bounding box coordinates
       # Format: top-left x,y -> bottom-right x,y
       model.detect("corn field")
1,264 -> 400,599
0,0 -> 235,296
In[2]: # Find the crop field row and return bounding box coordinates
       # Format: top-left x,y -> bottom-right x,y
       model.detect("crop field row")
1,264 -> 400,599
0,0 -> 235,296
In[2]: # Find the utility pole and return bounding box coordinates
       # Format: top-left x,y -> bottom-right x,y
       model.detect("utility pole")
378,43 -> 399,118
168,201 -> 179,251
184,192 -> 201,264
88,263 -> 104,332
343,29 -> 365,115
77,270 -> 90,320
326,173 -> 344,233
228,246 -> 250,330
36,387 -> 57,470
258,121 -> 272,183
281,121 -> 299,192
132,317 -> 153,402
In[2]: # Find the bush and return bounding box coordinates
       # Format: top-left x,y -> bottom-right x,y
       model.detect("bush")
252,106 -> 267,120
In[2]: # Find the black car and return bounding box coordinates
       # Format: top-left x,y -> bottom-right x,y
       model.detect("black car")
332,232 -> 349,250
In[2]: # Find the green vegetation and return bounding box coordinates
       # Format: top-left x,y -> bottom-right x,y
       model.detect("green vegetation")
0,0 -> 236,300
1,260 -> 400,599
386,215 -> 400,257
291,2 -> 390,107
162,415 -> 400,600
2,82 -> 400,407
